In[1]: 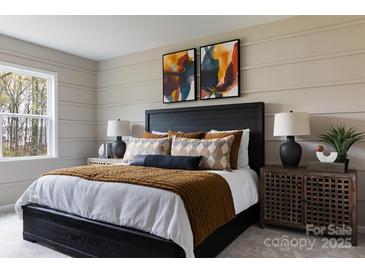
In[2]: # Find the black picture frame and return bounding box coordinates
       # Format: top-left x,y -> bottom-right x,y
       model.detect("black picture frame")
199,39 -> 240,101
162,48 -> 197,104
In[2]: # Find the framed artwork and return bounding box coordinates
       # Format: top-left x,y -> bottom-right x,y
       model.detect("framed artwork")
200,39 -> 240,100
162,48 -> 196,103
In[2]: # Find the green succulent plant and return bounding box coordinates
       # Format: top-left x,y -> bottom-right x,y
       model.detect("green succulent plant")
319,125 -> 365,162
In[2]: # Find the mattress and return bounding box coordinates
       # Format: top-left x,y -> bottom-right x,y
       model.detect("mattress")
15,167 -> 259,258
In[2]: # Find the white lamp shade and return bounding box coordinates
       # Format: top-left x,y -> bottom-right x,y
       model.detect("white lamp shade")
107,120 -> 131,137
273,112 -> 310,136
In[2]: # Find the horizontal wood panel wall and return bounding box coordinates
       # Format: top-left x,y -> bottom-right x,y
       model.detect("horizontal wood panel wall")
96,16 -> 365,227
0,34 -> 97,205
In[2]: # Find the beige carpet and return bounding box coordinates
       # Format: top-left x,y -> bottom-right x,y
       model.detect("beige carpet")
1,207 -> 364,258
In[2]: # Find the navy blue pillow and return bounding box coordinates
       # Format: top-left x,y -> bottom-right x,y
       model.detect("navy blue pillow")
130,154 -> 202,170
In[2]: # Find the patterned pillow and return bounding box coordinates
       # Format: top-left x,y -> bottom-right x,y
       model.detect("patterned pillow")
204,130 -> 243,169
124,137 -> 170,161
171,136 -> 234,170
210,129 -> 250,168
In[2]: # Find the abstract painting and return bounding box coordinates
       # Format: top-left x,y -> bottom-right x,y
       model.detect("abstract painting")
163,48 -> 196,103
200,39 -> 240,100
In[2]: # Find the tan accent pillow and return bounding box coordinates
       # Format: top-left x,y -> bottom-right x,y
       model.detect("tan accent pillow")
171,136 -> 234,170
168,130 -> 204,139
143,131 -> 168,139
204,130 -> 243,169
124,137 -> 170,161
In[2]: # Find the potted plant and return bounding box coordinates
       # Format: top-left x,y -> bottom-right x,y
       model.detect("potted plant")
319,125 -> 365,171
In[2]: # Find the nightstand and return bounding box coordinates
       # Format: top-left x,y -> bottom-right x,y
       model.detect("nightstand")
260,165 -> 357,245
87,158 -> 128,166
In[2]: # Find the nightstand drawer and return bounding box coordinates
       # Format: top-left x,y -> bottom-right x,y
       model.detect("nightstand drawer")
262,171 -> 304,226
304,175 -> 353,230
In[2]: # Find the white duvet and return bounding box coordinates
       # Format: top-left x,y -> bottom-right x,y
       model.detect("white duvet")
15,168 -> 259,258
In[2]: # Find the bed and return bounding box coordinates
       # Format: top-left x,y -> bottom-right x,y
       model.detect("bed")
17,102 -> 265,258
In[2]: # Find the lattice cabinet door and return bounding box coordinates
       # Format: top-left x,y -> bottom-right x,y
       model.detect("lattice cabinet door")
261,170 -> 304,227
304,173 -> 357,245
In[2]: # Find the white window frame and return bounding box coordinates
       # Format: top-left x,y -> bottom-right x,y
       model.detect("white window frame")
0,62 -> 58,161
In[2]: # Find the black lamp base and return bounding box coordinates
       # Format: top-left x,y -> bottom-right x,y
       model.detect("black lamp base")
280,136 -> 302,168
112,136 -> 126,159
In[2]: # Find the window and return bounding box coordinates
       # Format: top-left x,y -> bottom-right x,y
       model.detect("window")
0,63 -> 57,160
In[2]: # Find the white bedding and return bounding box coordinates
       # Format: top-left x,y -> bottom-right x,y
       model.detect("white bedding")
15,168 -> 259,258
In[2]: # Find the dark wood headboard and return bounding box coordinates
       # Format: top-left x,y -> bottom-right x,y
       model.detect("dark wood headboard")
145,102 -> 265,174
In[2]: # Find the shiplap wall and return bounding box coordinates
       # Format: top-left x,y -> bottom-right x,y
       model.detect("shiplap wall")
96,16 -> 365,226
0,34 -> 97,205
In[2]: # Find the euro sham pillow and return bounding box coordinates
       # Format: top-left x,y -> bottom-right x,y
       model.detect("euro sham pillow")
168,130 -> 204,139
171,136 -> 235,170
143,131 -> 168,139
130,154 -> 203,170
124,137 -> 170,161
210,129 -> 250,168
204,130 -> 243,169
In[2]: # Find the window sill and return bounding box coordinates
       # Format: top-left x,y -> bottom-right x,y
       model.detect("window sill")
0,155 -> 59,162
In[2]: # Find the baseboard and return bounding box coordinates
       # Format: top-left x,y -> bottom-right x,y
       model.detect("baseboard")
0,203 -> 15,214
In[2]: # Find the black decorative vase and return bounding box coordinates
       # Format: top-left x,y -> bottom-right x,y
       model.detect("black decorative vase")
112,136 -> 126,159
279,136 -> 302,168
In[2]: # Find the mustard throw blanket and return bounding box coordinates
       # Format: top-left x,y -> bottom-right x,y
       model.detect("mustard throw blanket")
46,165 -> 235,246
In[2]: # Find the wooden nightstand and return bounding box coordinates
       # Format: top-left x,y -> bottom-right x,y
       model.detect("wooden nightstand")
260,165 -> 357,245
87,158 -> 128,166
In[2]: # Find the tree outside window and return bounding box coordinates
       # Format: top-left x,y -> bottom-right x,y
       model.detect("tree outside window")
0,64 -> 56,160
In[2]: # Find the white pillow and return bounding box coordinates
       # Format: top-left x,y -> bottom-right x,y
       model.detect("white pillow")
152,130 -> 168,135
124,137 -> 170,161
210,129 -> 250,168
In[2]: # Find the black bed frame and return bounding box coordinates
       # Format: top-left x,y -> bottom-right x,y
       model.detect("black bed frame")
22,102 -> 265,257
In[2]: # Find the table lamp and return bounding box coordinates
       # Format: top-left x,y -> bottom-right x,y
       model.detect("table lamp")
273,111 -> 310,167
107,119 -> 131,159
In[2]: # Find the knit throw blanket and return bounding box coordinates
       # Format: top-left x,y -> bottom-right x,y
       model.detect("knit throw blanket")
46,165 -> 235,246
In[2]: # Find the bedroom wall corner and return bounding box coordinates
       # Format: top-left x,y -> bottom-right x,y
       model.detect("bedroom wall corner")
0,34 -> 98,206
